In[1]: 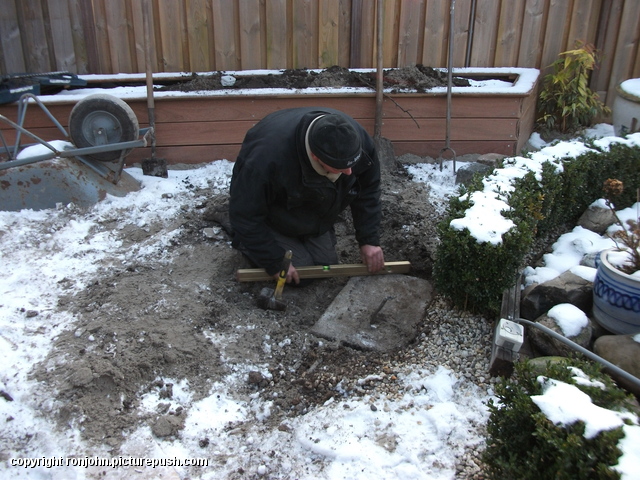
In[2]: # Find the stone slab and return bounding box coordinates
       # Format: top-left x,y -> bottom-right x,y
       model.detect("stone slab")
311,275 -> 433,352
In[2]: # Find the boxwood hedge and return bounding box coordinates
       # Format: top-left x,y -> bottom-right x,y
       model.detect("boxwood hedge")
433,141 -> 640,316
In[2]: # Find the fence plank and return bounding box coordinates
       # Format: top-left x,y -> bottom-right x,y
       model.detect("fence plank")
540,0 -> 572,74
211,0 -> 239,70
91,0 -> 112,73
349,0 -> 375,67
517,0 -> 546,67
422,0 -> 448,67
452,0 -> 472,67
0,1 -> 27,73
66,0 -> 90,74
238,0 -> 263,69
156,0 -> 187,71
185,0 -> 214,72
337,0 -> 352,66
606,0 -> 640,97
567,0 -> 600,46
381,0 -> 400,67
469,0 -> 500,67
318,0 -> 340,67
16,0 -> 52,72
104,0 -> 137,73
45,0 -> 76,71
265,0 -> 289,68
397,0 -> 422,67
494,0 -> 526,67
293,0 -> 317,68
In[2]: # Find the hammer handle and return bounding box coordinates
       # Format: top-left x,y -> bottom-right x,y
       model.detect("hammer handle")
273,250 -> 293,300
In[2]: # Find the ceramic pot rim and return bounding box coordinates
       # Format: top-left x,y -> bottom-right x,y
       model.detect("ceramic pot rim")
600,248 -> 640,281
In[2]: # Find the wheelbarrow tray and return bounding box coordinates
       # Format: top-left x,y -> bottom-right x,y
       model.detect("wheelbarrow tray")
0,156 -> 141,211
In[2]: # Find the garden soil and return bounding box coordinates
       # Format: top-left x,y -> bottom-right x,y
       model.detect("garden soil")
30,163 -> 448,450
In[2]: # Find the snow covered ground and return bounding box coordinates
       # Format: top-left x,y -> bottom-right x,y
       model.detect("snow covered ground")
1,123 -> 639,479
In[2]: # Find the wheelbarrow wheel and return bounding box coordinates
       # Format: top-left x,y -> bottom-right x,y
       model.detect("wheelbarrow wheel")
69,93 -> 139,162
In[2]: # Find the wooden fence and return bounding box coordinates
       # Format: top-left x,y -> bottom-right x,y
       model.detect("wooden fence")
1,0 -> 639,106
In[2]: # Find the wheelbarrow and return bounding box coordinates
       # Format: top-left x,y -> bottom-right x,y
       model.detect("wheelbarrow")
0,92 -> 151,211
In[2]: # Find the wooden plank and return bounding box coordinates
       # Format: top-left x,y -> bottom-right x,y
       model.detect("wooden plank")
469,0 -> 500,67
605,0 -> 640,103
381,0 -> 400,67
336,0 -> 352,66
590,0 -> 623,106
452,0 -> 472,67
494,0 -> 526,67
76,0 -> 100,73
567,0 -> 601,47
318,0 -> 340,67
265,0 -> 289,69
517,0 -> 546,67
67,0 -> 90,74
46,0 -> 76,71
156,0 -> 186,71
393,139 -> 518,157
184,0 -> 214,72
0,0 -> 27,73
128,0 -> 146,73
125,116 -> 519,148
126,145 -> 239,164
396,0 -> 422,67
422,0 -> 448,67
382,95 -> 524,119
236,261 -> 412,282
211,0 -> 239,70
540,0 -> 572,74
292,0 -> 316,68
91,0 -> 113,73
15,0 -> 52,72
349,0 -> 375,67
238,0 -> 263,69
104,0 -> 136,73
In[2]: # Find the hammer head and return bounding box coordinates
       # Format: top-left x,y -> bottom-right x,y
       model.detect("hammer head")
257,287 -> 287,311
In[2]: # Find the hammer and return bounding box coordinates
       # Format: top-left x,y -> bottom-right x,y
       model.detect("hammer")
257,250 -> 293,311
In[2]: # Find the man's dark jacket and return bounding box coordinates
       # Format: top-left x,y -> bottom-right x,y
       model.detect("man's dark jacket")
229,107 -> 381,275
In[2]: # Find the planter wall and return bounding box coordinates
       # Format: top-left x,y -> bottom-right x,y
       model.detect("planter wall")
0,68 -> 539,166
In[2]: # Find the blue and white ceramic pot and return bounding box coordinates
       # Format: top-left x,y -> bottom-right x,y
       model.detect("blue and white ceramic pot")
593,248 -> 640,334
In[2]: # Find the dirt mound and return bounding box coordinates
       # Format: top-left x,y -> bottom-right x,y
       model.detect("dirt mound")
158,65 -> 470,93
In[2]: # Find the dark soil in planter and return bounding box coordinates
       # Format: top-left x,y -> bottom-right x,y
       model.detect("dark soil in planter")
157,64 -> 471,93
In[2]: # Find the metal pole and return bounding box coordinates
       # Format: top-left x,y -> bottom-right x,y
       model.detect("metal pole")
516,318 -> 640,391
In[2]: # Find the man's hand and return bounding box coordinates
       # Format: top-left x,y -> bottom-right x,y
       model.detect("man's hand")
272,263 -> 300,284
360,244 -> 384,273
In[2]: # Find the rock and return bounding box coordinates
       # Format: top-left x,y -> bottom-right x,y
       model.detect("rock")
577,204 -> 616,234
527,310 -> 593,357
151,415 -> 184,438
520,271 -> 593,320
594,334 -> 640,396
202,194 -> 232,234
311,275 -> 433,352
69,366 -> 94,387
476,153 -> 505,167
580,252 -> 598,268
455,162 -> 492,186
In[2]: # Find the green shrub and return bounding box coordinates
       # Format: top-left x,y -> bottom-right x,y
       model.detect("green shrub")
537,42 -> 611,134
483,359 -> 636,480
433,143 -> 640,316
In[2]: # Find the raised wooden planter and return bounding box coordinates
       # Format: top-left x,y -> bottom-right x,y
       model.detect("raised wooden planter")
0,68 -> 539,165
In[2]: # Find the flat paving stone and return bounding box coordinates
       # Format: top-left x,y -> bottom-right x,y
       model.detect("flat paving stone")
311,275 -> 433,352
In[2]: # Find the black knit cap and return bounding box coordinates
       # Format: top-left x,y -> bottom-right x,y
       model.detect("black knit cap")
308,114 -> 362,169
